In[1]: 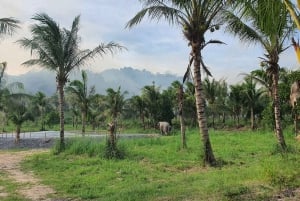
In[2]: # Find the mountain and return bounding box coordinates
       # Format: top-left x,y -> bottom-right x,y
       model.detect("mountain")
6,67 -> 182,96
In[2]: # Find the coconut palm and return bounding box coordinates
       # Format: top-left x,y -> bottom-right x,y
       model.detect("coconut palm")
66,70 -> 95,135
129,95 -> 146,129
241,76 -> 264,130
105,86 -> 127,157
203,78 -> 219,129
224,0 -> 293,150
141,83 -> 161,128
127,0 -> 230,165
228,84 -> 244,127
18,13 -> 124,149
8,96 -> 34,143
32,91 -> 49,131
0,17 -> 19,37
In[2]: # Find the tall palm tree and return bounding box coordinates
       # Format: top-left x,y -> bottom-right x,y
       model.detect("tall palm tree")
66,70 -> 95,135
0,17 -> 19,37
224,0 -> 293,150
127,0 -> 229,165
18,13 -> 123,149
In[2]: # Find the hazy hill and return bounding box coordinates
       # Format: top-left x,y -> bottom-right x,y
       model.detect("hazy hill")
6,67 -> 182,96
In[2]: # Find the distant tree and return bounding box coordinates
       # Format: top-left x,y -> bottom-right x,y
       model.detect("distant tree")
141,83 -> 161,128
18,13 -> 124,149
241,76 -> 264,130
8,96 -> 33,143
203,78 -> 219,128
228,84 -> 245,127
32,91 -> 48,131
128,95 -> 146,129
66,70 -> 95,135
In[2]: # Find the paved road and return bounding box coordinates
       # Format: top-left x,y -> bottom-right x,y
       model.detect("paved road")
0,131 -> 160,139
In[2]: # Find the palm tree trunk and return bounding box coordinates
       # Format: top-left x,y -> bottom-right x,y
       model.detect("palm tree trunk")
251,107 -> 255,130
58,83 -> 65,149
192,44 -> 216,166
179,85 -> 187,149
15,125 -> 21,144
81,110 -> 86,136
272,73 -> 287,150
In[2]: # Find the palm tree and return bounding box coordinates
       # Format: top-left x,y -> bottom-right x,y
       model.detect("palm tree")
228,84 -> 244,127
141,83 -> 161,128
8,96 -> 33,143
224,0 -> 293,150
129,95 -> 146,129
241,76 -> 264,130
18,13 -> 124,149
127,0 -> 229,166
66,70 -> 95,135
203,78 -> 219,129
105,86 -> 127,156
0,17 -> 19,37
32,91 -> 48,131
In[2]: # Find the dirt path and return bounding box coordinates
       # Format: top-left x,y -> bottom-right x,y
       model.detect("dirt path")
0,149 -> 56,201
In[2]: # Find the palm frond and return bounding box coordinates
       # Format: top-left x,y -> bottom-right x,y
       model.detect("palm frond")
126,2 -> 182,28
0,17 -> 20,36
223,10 -> 262,45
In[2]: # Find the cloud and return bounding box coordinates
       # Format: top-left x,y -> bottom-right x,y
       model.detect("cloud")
0,0 -> 298,85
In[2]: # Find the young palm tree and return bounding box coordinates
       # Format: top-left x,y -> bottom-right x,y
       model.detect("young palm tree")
66,70 -> 95,135
8,96 -> 34,143
127,0 -> 229,165
0,17 -> 19,37
18,13 -> 124,149
129,95 -> 146,129
203,78 -> 219,129
105,86 -> 127,158
241,76 -> 264,130
224,0 -> 293,150
228,84 -> 244,127
141,84 -> 161,128
32,91 -> 48,131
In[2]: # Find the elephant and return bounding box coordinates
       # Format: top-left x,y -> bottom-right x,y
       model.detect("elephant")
290,81 -> 300,108
158,121 -> 171,135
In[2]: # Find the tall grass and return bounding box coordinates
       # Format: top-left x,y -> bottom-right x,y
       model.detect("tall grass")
22,129 -> 300,200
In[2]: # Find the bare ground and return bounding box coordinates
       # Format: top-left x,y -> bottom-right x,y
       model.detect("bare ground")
0,149 -> 71,201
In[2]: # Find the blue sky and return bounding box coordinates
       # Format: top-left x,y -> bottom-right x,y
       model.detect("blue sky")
0,0 -> 298,84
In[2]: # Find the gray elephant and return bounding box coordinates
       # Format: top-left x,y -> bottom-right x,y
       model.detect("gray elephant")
158,121 -> 171,135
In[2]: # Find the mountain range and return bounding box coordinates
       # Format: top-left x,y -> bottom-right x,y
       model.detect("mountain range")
6,67 -> 182,96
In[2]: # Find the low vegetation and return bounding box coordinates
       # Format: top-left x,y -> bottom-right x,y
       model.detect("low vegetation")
0,172 -> 29,201
21,129 -> 300,201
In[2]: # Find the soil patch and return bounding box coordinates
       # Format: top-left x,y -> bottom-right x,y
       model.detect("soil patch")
0,150 -> 56,200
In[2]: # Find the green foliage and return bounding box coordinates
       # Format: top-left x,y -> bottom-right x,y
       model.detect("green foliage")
22,129 -> 300,200
104,140 -> 125,159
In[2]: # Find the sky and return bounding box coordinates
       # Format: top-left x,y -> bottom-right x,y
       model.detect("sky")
0,0 -> 299,85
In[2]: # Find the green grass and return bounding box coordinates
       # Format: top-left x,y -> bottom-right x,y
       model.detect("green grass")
21,129 -> 300,201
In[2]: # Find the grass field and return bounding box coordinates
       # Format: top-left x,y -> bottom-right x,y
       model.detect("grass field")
21,128 -> 300,201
